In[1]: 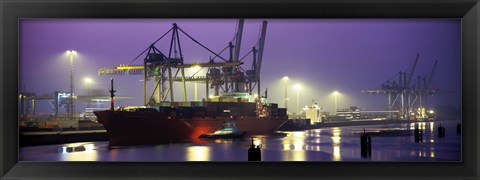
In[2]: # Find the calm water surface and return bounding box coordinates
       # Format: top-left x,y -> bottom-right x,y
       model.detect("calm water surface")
20,120 -> 461,161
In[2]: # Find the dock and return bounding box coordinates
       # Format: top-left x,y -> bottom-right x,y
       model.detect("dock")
20,130 -> 108,146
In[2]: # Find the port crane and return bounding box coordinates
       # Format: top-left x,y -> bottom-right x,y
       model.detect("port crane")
97,19 -> 268,105
362,53 -> 442,119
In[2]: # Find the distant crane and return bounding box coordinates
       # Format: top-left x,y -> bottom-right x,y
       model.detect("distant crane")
362,53 -> 442,119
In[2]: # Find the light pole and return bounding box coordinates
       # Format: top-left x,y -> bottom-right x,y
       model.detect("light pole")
294,84 -> 302,115
66,50 -> 77,120
333,91 -> 339,115
192,65 -> 201,101
283,76 -> 289,110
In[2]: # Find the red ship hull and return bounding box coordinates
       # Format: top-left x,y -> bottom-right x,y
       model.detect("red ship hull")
94,110 -> 287,146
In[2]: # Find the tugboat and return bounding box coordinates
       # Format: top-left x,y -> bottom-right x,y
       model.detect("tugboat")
199,119 -> 246,139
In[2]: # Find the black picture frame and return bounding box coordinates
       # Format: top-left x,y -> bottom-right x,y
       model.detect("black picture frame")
1,0 -> 479,179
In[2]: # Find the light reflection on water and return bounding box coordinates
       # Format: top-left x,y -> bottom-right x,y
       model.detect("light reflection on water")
20,120 -> 461,161
186,146 -> 211,161
281,131 -> 306,161
331,127 -> 342,161
59,143 -> 99,161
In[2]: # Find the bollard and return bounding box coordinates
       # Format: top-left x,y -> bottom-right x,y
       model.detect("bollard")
414,124 -> 423,143
456,123 -> 461,135
438,123 -> 445,138
248,138 -> 261,161
360,129 -> 372,158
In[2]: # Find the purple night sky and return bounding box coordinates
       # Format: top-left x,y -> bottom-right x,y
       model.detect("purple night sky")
19,19 -> 461,114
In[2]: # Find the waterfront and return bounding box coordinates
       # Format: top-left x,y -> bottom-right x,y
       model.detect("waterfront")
19,120 -> 461,161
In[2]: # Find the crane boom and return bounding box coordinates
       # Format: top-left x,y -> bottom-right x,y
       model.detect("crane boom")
98,62 -> 243,76
406,53 -> 420,88
233,19 -> 244,62
255,20 -> 268,80
427,60 -> 438,87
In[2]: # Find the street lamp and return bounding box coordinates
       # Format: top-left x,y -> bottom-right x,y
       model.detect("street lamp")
84,77 -> 93,96
333,91 -> 339,115
66,50 -> 77,120
282,76 -> 289,110
294,84 -> 302,115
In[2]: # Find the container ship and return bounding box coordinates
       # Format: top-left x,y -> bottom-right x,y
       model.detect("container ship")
94,20 -> 286,146
94,94 -> 288,146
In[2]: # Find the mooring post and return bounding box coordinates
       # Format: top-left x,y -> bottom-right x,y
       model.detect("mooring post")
438,123 -> 445,138
456,123 -> 461,135
248,138 -> 261,161
361,129 -> 371,158
110,78 -> 116,111
414,124 -> 423,142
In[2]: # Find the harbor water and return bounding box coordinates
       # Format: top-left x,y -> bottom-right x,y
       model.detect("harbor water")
19,120 -> 461,161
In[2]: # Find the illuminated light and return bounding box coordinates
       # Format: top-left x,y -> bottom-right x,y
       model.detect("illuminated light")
293,142 -> 303,151
192,65 -> 201,71
282,76 -> 289,80
84,144 -> 95,152
67,142 -> 86,147
410,123 -> 416,130
66,50 -> 77,55
331,127 -> 341,160
283,144 -> 292,150
294,84 -> 302,90
253,138 -> 261,147
333,91 -> 339,95
331,136 -> 341,145
61,147 -> 67,154
430,151 -> 435,158
293,136 -> 304,151
186,146 -> 211,161
209,95 -> 214,99
84,77 -> 93,84
429,110 -> 434,114
333,146 -> 341,161
291,131 -> 305,137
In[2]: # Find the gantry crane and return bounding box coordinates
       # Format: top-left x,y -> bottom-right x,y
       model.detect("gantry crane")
97,19 -> 268,106
362,53 -> 440,119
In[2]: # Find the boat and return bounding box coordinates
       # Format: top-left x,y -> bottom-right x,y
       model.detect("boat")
198,119 -> 246,139
94,97 -> 288,146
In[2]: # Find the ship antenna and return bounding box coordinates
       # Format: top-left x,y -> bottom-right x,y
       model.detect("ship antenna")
110,78 -> 117,111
